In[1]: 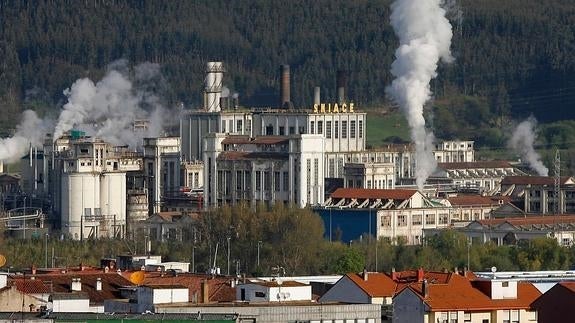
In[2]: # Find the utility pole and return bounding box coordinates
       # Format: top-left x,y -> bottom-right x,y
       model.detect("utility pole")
44,233 -> 49,268
227,236 -> 231,276
257,240 -> 262,268
554,149 -> 561,214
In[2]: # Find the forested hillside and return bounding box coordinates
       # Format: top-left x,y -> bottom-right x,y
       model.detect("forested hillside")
0,0 -> 574,135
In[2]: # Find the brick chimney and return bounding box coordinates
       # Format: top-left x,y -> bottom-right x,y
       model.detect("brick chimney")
201,280 -> 209,303
417,268 -> 424,282
391,267 -> 397,281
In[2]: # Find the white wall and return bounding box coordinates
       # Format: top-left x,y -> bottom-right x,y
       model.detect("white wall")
51,298 -> 90,312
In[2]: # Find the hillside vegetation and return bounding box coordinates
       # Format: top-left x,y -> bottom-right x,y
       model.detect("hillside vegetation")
0,0 -> 574,150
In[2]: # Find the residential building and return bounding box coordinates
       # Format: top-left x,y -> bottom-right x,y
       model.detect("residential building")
393,270 -> 540,323
531,281 -> 575,323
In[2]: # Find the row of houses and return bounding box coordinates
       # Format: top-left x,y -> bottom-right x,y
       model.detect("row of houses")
1,262 -> 574,323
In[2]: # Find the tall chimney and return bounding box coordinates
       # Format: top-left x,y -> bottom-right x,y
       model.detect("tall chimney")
280,65 -> 291,107
362,267 -> 368,281
314,87 -> 321,105
336,70 -> 347,104
422,279 -> 429,298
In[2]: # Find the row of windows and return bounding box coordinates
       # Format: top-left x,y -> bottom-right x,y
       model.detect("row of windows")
381,213 -> 450,227
221,119 -> 251,133
310,120 -> 363,139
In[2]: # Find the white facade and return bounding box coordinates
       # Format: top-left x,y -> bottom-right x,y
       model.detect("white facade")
204,133 -> 325,208
143,137 -> 181,214
137,286 -> 189,305
49,294 -> 91,312
433,140 -> 475,163
236,281 -> 312,303
344,162 -> 395,189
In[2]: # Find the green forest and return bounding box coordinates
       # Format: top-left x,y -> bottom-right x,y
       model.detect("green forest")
1,0 -> 574,142
1,205 -> 573,275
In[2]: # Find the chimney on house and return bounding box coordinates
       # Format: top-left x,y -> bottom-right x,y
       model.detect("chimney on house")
201,280 -> 210,303
422,279 -> 429,298
417,268 -> 424,282
71,278 -> 82,292
96,277 -> 102,291
362,267 -> 368,281
31,265 -> 37,275
391,267 -> 397,281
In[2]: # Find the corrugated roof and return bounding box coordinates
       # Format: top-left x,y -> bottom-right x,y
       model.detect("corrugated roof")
477,215 -> 575,226
448,195 -> 500,206
501,176 -> 573,186
438,161 -> 512,169
330,188 -> 417,200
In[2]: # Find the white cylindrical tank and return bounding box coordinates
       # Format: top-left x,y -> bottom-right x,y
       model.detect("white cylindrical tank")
62,173 -> 100,239
101,172 -> 127,237
127,189 -> 149,225
205,62 -> 224,112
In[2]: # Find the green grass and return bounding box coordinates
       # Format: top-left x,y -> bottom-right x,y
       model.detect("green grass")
365,109 -> 410,147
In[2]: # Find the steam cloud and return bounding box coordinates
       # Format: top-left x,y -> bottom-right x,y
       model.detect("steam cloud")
509,117 -> 548,176
387,0 -> 454,190
53,60 -> 172,148
0,110 -> 48,163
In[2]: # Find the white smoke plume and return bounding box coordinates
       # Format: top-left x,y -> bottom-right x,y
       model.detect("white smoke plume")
53,60 -> 172,148
0,110 -> 48,163
387,0 -> 454,190
509,117 -> 548,176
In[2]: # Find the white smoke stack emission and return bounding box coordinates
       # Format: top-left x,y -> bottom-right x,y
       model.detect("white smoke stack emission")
53,60 -> 173,148
387,0 -> 454,190
0,110 -> 47,163
509,117 -> 548,176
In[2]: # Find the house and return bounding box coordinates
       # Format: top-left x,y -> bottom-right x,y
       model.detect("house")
393,271 -> 540,323
319,270 -> 397,305
531,281 -> 575,323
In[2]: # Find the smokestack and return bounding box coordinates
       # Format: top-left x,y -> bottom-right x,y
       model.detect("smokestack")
205,62 -> 224,112
280,65 -> 291,108
314,87 -> 321,105
337,70 -> 347,104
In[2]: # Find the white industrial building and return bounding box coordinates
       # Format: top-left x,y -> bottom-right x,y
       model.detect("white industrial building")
46,134 -> 143,239
143,137 -> 181,214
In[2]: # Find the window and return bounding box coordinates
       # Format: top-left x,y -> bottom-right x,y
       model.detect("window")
289,126 -> 295,134
317,120 -> 323,134
256,171 -> 261,190
274,171 -> 280,192
412,214 -> 422,225
298,126 -> 305,134
334,121 -> 339,138
255,291 -> 266,297
397,215 -> 407,226
425,214 -> 436,225
310,121 -> 315,134
502,281 -> 509,287
221,120 -> 226,132
439,213 -> 449,225
359,120 -> 363,138
342,120 -> 347,138
351,120 -> 356,138
283,171 -> 289,191
246,119 -> 252,133
279,126 -> 285,135
236,171 -> 242,190
381,215 -> 391,227
237,120 -> 243,133
264,171 -> 271,190
326,121 -> 332,138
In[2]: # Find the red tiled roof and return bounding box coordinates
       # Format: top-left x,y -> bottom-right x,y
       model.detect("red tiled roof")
222,136 -> 289,145
438,161 -> 512,169
331,188 -> 417,200
13,279 -> 52,294
559,281 -> 575,293
407,275 -> 541,311
346,272 -> 397,297
13,272 -> 134,304
501,176 -> 573,186
448,195 -> 500,206
248,280 -> 307,288
217,151 -> 289,161
477,215 -> 575,226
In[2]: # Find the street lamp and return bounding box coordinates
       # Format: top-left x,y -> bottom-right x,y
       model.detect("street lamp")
227,236 -> 231,276
257,240 -> 263,267
44,233 -> 49,268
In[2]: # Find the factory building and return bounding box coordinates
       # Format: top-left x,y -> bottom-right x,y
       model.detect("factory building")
203,133 -> 325,208
45,133 -> 143,239
143,137 -> 181,214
